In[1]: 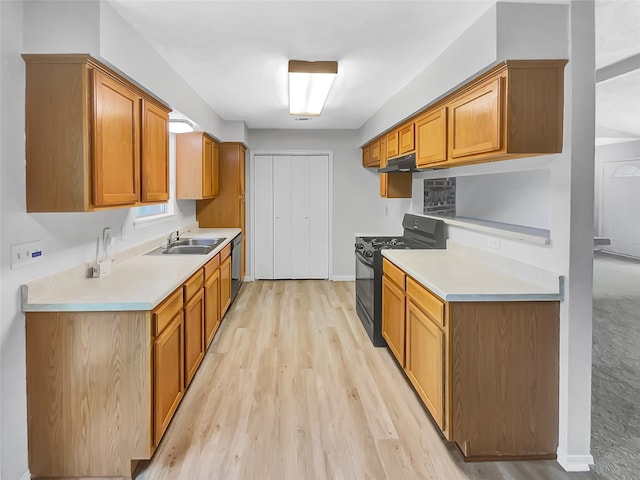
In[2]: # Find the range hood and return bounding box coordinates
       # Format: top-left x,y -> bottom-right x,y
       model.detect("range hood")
377,152 -> 419,173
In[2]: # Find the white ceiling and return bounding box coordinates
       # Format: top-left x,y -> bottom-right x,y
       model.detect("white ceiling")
108,0 -> 493,129
108,0 -> 640,140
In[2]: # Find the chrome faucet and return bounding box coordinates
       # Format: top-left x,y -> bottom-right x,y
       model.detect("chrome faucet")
166,230 -> 180,247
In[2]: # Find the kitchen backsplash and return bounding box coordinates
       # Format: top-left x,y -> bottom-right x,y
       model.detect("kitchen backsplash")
424,178 -> 456,217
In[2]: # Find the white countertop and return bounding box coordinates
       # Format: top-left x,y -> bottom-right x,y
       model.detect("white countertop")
382,244 -> 563,302
22,228 -> 241,312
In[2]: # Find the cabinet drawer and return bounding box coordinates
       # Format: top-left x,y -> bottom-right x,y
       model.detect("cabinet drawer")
153,288 -> 183,336
204,254 -> 220,280
383,258 -> 405,289
406,277 -> 444,327
183,270 -> 203,303
220,243 -> 231,261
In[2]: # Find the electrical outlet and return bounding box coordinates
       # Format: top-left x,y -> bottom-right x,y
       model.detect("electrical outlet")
11,240 -> 44,269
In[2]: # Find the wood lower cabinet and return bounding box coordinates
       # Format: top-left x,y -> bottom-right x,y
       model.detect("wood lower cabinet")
382,275 -> 406,366
22,54 -> 171,212
204,267 -> 221,348
220,248 -> 232,316
406,298 -> 445,430
382,258 -> 560,460
153,310 -> 184,447
176,132 -> 220,200
183,288 -> 205,388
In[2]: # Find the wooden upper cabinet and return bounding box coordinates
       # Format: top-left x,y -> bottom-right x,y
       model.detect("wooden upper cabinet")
22,54 -> 171,212
92,70 -> 140,207
141,100 -> 170,203
448,76 -> 503,161
176,132 -> 220,200
370,141 -> 381,166
362,145 -> 371,167
447,60 -> 567,165
398,122 -> 415,154
416,107 -> 447,168
386,130 -> 400,159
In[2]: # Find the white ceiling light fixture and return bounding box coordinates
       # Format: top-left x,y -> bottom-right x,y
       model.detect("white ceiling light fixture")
288,60 -> 338,116
168,118 -> 195,133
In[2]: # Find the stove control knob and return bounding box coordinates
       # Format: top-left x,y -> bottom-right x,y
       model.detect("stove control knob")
355,243 -> 363,250
364,250 -> 373,258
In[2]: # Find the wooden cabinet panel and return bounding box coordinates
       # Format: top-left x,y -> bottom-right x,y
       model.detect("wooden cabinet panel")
92,69 -> 140,207
204,254 -> 220,280
153,288 -> 183,336
399,122 -> 415,154
141,100 -> 169,202
183,270 -> 203,303
406,299 -> 445,430
153,312 -> 183,447
220,254 -> 232,316
204,268 -> 220,348
238,145 -> 246,196
23,54 -> 171,212
416,107 -> 447,167
183,288 -> 205,388
448,76 -> 503,160
362,145 -> 371,167
380,173 -> 412,198
203,136 -> 213,198
382,275 -> 406,366
176,132 -> 219,200
406,277 -> 444,327
386,130 -> 399,158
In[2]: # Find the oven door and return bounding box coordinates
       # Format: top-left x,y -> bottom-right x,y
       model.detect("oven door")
355,251 -> 375,339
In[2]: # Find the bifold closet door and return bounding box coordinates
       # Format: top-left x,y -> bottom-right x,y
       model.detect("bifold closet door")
292,155 -> 328,279
254,155 -> 274,279
273,156 -> 294,278
254,154 -> 329,280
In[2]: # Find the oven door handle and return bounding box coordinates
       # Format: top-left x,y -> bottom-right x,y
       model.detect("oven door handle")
355,251 -> 374,268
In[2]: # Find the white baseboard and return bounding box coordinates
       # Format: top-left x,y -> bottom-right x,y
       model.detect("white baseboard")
331,275 -> 355,281
557,453 -> 594,472
19,469 -> 30,480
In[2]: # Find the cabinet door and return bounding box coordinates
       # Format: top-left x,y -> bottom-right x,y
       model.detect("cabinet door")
211,141 -> 220,197
370,141 -> 380,166
362,145 -> 371,167
448,76 -> 503,160
141,100 -> 169,202
399,122 -> 415,154
153,312 -> 183,447
204,269 -> 220,348
220,254 -> 232,316
382,276 -> 406,366
386,131 -> 399,158
202,136 -> 213,198
406,299 -> 445,430
416,107 -> 447,167
238,145 -> 246,196
92,69 -> 140,207
184,288 -> 205,388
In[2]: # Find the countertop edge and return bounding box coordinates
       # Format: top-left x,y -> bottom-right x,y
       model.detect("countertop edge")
21,228 -> 241,312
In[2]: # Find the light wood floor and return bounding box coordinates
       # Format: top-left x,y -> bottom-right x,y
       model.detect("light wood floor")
137,280 -> 598,480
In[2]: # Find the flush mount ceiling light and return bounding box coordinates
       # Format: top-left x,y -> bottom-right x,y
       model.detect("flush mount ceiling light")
168,118 -> 195,134
288,60 -> 338,116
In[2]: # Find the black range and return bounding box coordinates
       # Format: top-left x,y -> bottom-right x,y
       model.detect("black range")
355,214 -> 446,346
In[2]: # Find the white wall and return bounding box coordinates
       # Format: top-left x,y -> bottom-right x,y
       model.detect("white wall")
456,169 -> 550,229
0,2 -> 240,478
360,1 -> 596,472
247,130 -> 411,279
594,139 -> 640,234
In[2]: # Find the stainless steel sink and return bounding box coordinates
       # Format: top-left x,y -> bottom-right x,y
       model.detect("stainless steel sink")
145,237 -> 225,255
